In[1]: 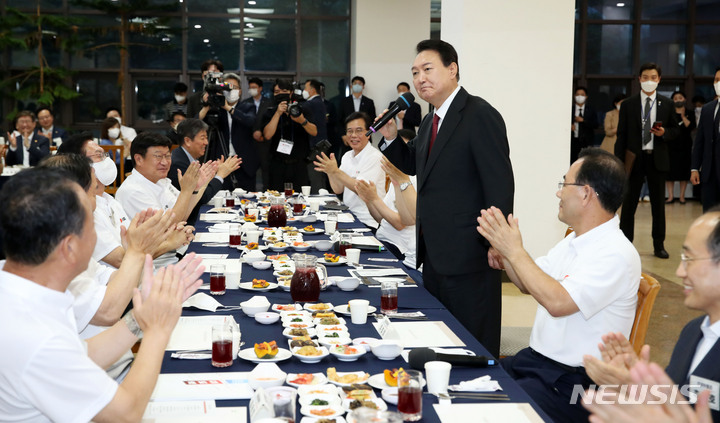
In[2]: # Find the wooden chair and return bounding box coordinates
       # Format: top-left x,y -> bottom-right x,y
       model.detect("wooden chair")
100,145 -> 125,195
628,273 -> 661,355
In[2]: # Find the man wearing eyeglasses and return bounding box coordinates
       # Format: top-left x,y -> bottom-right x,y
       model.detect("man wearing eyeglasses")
585,209 -> 720,422
476,148 -> 641,423
116,133 -> 216,266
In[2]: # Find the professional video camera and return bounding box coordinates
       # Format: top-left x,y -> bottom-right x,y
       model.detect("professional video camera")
203,71 -> 231,109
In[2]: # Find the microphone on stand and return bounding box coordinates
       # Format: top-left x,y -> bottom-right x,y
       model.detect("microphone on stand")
365,92 -> 415,137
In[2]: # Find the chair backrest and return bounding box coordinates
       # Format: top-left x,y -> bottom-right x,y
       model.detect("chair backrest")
629,273 -> 661,355
100,145 -> 125,195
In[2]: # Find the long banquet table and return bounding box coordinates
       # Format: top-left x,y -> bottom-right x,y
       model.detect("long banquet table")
160,200 -> 550,422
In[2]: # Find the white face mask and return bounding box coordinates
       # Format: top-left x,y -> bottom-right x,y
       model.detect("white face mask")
640,80 -> 658,93
108,128 -> 121,139
224,89 -> 240,103
714,81 -> 720,96
175,94 -> 186,103
575,95 -> 586,105
352,84 -> 363,94
302,90 -> 310,100
248,88 -> 259,97
616,104 -> 621,110
92,157 -> 118,186
113,116 -> 122,125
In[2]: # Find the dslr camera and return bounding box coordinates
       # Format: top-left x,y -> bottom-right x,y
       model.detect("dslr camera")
203,71 -> 231,109
273,82 -> 306,118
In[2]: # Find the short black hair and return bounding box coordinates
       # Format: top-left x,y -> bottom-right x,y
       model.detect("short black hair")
248,77 -> 263,87
101,117 -> 120,140
305,79 -> 321,94
0,168 -> 86,265
177,118 -> 209,145
398,128 -> 416,141
351,76 -> 365,85
613,93 -> 627,104
705,206 -> 720,262
692,95 -> 706,104
130,132 -> 172,166
38,154 -> 94,192
58,131 -> 94,155
345,111 -> 371,130
397,82 -> 411,91
168,110 -> 186,123
201,59 -> 224,73
105,106 -> 121,117
174,82 -> 188,93
574,86 -> 588,96
416,39 -> 460,81
672,90 -> 687,100
14,110 -> 36,124
36,106 -> 53,116
576,147 -> 627,213
275,78 -> 293,91
639,62 -> 662,77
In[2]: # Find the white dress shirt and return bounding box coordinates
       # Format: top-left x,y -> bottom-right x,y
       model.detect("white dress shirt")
338,143 -> 386,229
375,176 -> 417,268
92,193 -> 131,267
640,91 -> 658,150
688,316 -> 720,375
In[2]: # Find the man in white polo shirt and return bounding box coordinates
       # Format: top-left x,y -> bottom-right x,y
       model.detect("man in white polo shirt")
313,111 -> 386,229
476,147 -> 641,423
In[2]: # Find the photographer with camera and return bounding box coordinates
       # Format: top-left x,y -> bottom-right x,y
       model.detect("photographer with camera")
261,79 -> 317,191
187,59 -> 223,119
198,72 -> 258,191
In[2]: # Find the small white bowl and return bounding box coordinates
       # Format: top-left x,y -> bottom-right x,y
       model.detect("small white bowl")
381,387 -> 399,405
352,337 -> 379,352
301,214 -> 318,223
336,277 -> 360,291
252,260 -> 272,270
244,252 -> 266,263
241,300 -> 271,317
329,345 -> 366,362
255,312 -> 281,325
370,340 -> 403,360
314,240 -> 333,251
292,346 -> 330,364
248,363 -> 287,390
242,193 -> 256,199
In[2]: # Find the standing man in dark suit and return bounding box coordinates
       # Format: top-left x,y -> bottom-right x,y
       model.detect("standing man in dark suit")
615,63 -> 679,259
36,106 -> 68,147
339,76 -> 376,150
392,82 -> 422,132
303,79 -> 329,193
187,59 -> 224,119
5,111 -> 50,166
378,39 -> 514,357
571,86 -> 598,163
690,67 -> 720,211
243,77 -> 273,191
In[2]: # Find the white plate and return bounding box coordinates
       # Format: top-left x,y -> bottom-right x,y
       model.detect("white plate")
381,387 -> 398,405
282,321 -> 315,329
315,324 -> 348,333
269,244 -> 290,252
292,346 -> 330,364
280,310 -> 312,318
287,339 -> 319,350
342,397 -> 388,413
286,372 -> 328,388
317,337 -> 353,348
300,416 -> 347,423
238,245 -> 269,253
292,243 -> 311,251
299,228 -> 324,235
334,304 -> 377,316
367,373 -> 426,390
300,405 -> 344,419
329,345 -> 366,362
321,257 -> 347,266
298,384 -> 339,397
282,327 -> 317,338
273,270 -> 296,278
299,393 -> 341,407
237,347 -> 292,363
327,371 -> 370,387
313,317 -> 346,326
238,281 -> 278,292
273,303 -> 303,312
304,303 -> 334,312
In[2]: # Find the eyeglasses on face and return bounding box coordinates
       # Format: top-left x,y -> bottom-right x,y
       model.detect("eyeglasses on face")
680,253 -> 716,268
345,128 -> 366,136
87,152 -> 111,160
557,181 -> 586,190
149,153 -> 172,161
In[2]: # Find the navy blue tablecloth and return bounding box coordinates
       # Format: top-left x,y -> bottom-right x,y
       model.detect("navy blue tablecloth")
160,203 -> 550,422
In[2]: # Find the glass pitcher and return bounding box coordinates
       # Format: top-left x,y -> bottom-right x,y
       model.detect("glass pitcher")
290,254 -> 326,302
267,196 -> 287,227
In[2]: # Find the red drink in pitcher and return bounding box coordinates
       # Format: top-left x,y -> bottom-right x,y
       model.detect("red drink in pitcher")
290,267 -> 320,303
267,204 -> 287,227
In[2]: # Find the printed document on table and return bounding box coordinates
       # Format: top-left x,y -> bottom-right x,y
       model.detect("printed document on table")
193,232 -> 228,243
150,373 -> 253,401
142,401 -> 247,423
166,315 -> 237,351
433,403 -> 544,423
373,321 -> 466,347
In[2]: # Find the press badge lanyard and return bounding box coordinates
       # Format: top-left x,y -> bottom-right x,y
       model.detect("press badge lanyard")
277,116 -> 294,155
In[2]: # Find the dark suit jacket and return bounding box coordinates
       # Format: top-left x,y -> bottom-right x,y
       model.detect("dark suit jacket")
205,102 -> 260,179
691,99 -> 719,183
665,316 -> 720,422
340,95 -> 376,125
168,147 -> 222,224
242,96 -> 273,134
614,93 -> 679,172
571,103 -> 598,142
381,87 -> 514,275
389,100 -> 422,132
304,96 -> 328,147
187,91 -> 203,119
40,126 -> 68,146
5,133 -> 51,166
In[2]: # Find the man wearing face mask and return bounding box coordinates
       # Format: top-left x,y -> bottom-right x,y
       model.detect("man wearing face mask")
389,82 -> 422,132
105,107 -> 137,142
339,76 -> 376,134
615,63 -> 679,259
199,72 -> 258,191
166,111 -> 186,145
303,79 -> 329,193
690,67 -> 720,211
243,77 -> 273,190
571,87 -> 599,163
163,82 -> 188,122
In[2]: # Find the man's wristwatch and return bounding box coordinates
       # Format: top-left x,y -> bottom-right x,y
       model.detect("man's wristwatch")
122,311 -> 143,338
301,119 -> 309,126
399,181 -> 410,192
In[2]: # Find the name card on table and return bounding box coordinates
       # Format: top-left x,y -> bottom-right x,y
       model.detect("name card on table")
373,321 -> 466,348
142,400 -> 247,423
376,315 -> 393,338
150,372 -> 253,401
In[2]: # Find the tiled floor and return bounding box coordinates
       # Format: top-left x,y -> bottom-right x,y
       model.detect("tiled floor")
500,198 -> 705,366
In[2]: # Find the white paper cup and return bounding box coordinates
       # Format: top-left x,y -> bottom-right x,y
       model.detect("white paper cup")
348,299 -> 370,324
246,208 -> 259,219
301,185 -> 311,196
226,262 -> 242,289
324,220 -> 337,235
245,230 -> 262,244
424,361 -> 452,394
212,196 -> 224,207
309,199 -> 321,212
346,248 -> 361,266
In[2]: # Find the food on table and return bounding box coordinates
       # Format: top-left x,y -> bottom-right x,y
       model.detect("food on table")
275,304 -> 297,311
266,236 -> 278,243
343,385 -> 374,400
268,254 -> 290,261
289,323 -> 309,328
314,312 -> 336,319
281,226 -> 294,231
296,345 -> 323,356
267,190 -> 280,196
289,373 -> 315,385
244,215 -> 257,222
304,225 -> 315,232
293,241 -> 310,247
246,242 -> 259,250
334,345 -> 359,355
273,241 -> 288,248
327,368 -> 369,384
384,368 -> 403,387
277,269 -> 293,276
316,419 -> 337,423
289,328 -> 309,336
324,332 -> 340,338
321,326 -> 344,331
308,303 -> 331,311
324,253 -> 340,263
253,341 -> 279,358
311,399 -> 329,406
319,317 -> 341,325
290,339 -> 317,348
291,317 -> 304,322
349,399 -> 378,410
285,230 -> 299,237
310,409 -> 336,417
252,278 -> 269,288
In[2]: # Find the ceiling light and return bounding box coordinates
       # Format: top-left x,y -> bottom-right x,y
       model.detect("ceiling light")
617,2 -> 625,6
203,39 -> 210,43
194,24 -> 202,29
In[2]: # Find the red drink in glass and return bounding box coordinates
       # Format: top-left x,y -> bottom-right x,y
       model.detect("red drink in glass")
210,275 -> 226,295
211,340 -> 233,367
229,234 -> 242,246
284,188 -> 293,197
339,243 -> 351,256
225,197 -> 235,207
267,204 -> 287,227
290,267 -> 320,302
398,386 -> 422,417
381,294 -> 398,313
293,203 -> 303,214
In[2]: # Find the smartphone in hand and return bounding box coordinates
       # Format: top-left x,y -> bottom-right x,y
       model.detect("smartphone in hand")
652,121 -> 663,130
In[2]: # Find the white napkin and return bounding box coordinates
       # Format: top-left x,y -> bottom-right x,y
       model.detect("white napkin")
242,295 -> 270,307
318,189 -> 330,196
449,375 -> 502,392
208,223 -> 233,233
182,293 -> 224,312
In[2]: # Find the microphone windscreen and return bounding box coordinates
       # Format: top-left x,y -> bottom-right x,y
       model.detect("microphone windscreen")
395,92 -> 415,110
408,348 -> 437,370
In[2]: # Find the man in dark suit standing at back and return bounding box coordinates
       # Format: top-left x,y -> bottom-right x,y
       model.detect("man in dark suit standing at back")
340,76 -> 376,142
303,79 -> 329,193
379,39 -> 514,357
392,82 -> 422,132
5,111 -> 50,167
571,86 -> 598,163
615,62 -> 679,259
690,67 -> 720,211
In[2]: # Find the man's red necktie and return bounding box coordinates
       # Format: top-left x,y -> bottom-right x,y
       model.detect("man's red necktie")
428,113 -> 440,154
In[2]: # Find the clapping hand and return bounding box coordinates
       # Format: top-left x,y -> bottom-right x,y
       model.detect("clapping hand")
313,152 -> 338,175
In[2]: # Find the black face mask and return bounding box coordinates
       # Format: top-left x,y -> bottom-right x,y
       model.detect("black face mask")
674,101 -> 685,108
